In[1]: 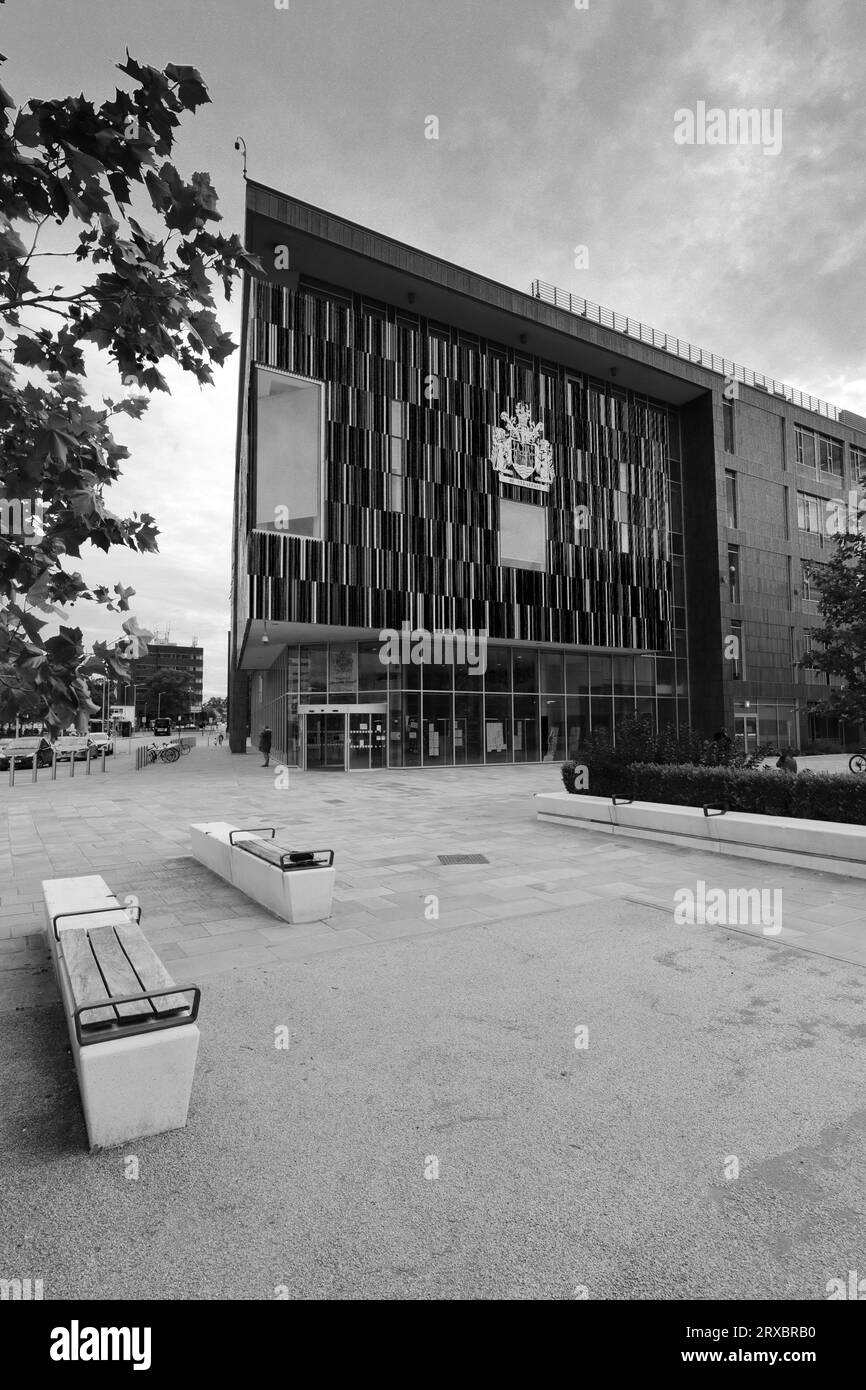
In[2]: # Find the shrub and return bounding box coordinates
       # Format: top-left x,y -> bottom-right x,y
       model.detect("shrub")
571,761 -> 866,824
578,716 -> 769,776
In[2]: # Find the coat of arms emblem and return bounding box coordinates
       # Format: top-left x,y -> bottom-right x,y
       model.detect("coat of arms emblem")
490,402 -> 555,491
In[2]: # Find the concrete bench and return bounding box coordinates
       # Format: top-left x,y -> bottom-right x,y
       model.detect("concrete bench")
42,875 -> 201,1151
189,821 -> 237,881
190,823 -> 336,924
535,793 -> 866,877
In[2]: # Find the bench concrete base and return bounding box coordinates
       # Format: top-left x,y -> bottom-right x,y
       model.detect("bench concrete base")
190,823 -> 335,924
61,993 -> 199,1151
536,794 -> 866,878
189,822 -> 235,882
43,876 -> 200,1151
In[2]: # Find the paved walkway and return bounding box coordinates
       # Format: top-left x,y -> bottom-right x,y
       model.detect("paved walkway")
1,753 -> 865,1299
1,752 -> 864,1012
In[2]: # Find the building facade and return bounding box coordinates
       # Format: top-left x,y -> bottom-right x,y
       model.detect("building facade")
129,642 -> 204,725
230,181 -> 866,769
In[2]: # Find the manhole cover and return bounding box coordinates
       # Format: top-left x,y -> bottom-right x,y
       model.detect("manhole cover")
437,854 -> 489,865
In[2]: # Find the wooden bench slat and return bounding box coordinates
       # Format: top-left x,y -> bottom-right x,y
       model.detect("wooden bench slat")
60,931 -> 116,1027
237,837 -> 286,867
114,923 -> 191,1016
86,926 -> 155,1021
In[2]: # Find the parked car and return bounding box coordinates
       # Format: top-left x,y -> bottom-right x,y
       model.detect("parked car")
0,736 -> 54,770
153,718 -> 172,737
87,732 -> 114,756
53,735 -> 91,763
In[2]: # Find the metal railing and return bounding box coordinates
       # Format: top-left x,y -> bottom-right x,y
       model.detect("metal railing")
530,280 -> 840,421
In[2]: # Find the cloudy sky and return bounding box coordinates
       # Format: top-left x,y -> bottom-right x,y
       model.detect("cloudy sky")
4,0 -> 865,697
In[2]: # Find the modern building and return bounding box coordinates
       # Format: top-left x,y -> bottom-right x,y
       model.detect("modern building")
229,180 -> 866,769
127,641 -> 204,725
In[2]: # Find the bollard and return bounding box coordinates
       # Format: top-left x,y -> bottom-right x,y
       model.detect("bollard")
85,749 -> 91,775
51,748 -> 57,781
8,760 -> 13,788
101,747 -> 106,774
31,752 -> 37,783
69,752 -> 75,777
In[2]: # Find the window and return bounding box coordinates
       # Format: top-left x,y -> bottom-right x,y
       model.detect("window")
801,562 -> 817,603
427,328 -> 450,380
795,426 -> 815,473
254,368 -> 323,538
796,491 -> 822,534
539,370 -> 557,418
818,435 -> 843,478
500,499 -> 547,570
669,481 -> 683,533
388,399 -> 404,510
796,425 -> 843,480
725,469 -> 738,528
729,618 -> 743,680
786,554 -> 793,608
802,632 -> 826,683
852,445 -> 866,481
727,544 -> 740,603
723,399 -> 735,453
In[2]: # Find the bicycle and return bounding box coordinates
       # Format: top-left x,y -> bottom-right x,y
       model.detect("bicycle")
145,743 -> 181,764
848,752 -> 866,773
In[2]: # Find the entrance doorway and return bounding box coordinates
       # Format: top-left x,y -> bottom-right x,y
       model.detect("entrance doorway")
304,713 -> 346,770
735,712 -> 758,755
300,705 -> 388,770
348,711 -> 386,769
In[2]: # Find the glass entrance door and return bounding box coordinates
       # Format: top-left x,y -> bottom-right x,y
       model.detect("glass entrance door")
735,713 -> 758,755
348,712 -> 386,769
305,713 -> 346,770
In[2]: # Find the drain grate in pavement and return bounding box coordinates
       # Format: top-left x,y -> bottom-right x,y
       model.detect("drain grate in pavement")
438,853 -> 489,865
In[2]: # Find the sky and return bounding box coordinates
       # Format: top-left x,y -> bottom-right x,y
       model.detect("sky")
3,0 -> 865,698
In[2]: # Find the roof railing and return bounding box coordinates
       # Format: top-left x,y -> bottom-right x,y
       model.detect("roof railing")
530,279 -> 840,422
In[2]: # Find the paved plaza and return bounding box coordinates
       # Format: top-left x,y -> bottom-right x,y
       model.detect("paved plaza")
1,747 -> 865,1298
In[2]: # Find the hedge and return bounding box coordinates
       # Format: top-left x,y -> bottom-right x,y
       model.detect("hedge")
560,760 -> 866,825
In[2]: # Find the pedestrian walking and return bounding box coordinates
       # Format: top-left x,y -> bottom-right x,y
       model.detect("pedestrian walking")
258,725 -> 272,767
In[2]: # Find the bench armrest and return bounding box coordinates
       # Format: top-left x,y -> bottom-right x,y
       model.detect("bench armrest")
74,984 -> 201,1047
52,903 -> 141,942
278,849 -> 334,870
228,827 -> 277,844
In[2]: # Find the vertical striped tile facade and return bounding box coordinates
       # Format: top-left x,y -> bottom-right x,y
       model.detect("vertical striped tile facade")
249,282 -> 678,651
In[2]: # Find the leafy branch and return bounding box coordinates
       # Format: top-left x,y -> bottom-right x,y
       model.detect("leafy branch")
0,51 -> 264,731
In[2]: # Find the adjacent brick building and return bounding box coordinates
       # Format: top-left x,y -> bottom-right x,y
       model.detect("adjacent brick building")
128,642 -> 204,725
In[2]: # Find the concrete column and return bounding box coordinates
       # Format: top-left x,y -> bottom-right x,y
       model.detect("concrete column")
228,668 -> 250,754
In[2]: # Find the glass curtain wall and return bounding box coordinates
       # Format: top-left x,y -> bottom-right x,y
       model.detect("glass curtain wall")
272,640 -> 682,767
